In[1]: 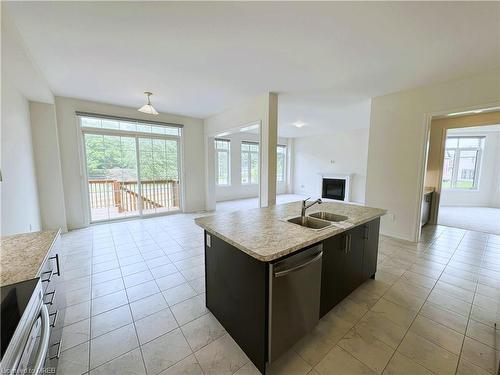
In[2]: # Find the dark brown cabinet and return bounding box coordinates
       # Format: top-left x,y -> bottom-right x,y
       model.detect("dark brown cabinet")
344,224 -> 366,291
320,218 -> 380,318
363,218 -> 380,279
320,233 -> 346,317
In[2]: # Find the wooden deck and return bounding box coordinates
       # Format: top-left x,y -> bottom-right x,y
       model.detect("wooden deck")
88,179 -> 180,221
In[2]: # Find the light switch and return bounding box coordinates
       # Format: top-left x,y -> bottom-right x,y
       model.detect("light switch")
206,233 -> 211,247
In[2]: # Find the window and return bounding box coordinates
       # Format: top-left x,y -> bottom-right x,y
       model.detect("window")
215,139 -> 230,185
80,115 -> 181,136
442,136 -> 484,189
241,141 -> 259,184
277,145 -> 287,183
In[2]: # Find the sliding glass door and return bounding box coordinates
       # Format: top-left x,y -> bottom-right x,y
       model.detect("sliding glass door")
81,114 -> 182,222
84,133 -> 140,221
138,137 -> 180,215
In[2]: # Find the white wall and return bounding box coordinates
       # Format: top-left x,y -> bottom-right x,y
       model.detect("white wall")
366,69 -> 500,241
215,132 -> 289,201
1,10 -> 54,235
204,92 -> 278,210
54,97 -> 206,230
1,80 -> 42,235
440,128 -> 500,208
292,129 -> 369,204
29,102 -> 68,231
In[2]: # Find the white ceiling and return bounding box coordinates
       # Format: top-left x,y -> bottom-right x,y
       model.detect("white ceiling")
5,2 -> 500,137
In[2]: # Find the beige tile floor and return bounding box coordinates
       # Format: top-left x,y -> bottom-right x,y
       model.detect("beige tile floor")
52,212 -> 500,375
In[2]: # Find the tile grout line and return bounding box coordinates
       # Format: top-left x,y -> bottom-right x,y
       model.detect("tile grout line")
80,226 -> 142,373
125,224 -> 153,375
148,224 -> 211,375
372,233 -> 447,373
150,226 -> 210,375
87,231 -> 96,373
132,223 -> 206,375
90,230 -> 125,364
377,229 -> 468,374
383,232 -> 472,374
64,225 -> 182,373
452,234 -> 493,375
61,230 -> 206,344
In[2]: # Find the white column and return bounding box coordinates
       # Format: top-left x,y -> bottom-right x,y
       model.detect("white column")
259,92 -> 278,207
204,135 -> 216,211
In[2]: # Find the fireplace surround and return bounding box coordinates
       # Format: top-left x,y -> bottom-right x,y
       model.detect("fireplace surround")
319,174 -> 352,202
322,178 -> 346,200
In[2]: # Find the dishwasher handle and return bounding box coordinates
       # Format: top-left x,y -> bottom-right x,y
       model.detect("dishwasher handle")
274,251 -> 323,278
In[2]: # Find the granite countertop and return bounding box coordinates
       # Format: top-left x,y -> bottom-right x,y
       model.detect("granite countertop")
0,229 -> 60,287
195,201 -> 386,262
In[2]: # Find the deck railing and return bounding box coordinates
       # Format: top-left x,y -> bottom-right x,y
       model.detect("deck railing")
88,179 -> 180,213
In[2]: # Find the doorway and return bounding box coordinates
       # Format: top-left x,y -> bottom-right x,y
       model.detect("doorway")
438,125 -> 500,234
80,114 -> 182,222
422,109 -> 500,235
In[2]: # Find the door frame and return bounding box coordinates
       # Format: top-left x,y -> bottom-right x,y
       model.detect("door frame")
416,105 -> 500,242
79,125 -> 184,223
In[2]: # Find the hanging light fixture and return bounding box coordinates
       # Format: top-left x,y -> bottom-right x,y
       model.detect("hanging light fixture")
138,91 -> 159,115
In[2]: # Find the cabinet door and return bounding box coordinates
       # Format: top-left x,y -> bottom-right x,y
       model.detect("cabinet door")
344,225 -> 365,292
363,218 -> 380,279
320,234 -> 346,318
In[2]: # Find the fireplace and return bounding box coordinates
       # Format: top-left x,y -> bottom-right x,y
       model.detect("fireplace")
322,178 -> 346,201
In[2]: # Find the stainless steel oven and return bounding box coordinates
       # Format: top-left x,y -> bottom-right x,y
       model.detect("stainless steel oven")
1,279 -> 53,375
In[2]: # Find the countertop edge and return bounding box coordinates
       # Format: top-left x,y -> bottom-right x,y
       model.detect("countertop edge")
35,228 -> 62,277
196,212 -> 385,262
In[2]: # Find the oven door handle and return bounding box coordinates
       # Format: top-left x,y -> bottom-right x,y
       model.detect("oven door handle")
32,304 -> 50,374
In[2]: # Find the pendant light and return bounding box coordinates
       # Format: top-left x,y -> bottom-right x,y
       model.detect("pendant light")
138,91 -> 159,115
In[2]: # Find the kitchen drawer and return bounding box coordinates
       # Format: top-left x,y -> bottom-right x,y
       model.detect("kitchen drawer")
44,288 -> 63,371
44,287 -> 62,369
44,328 -> 61,373
38,234 -> 63,372
39,236 -> 62,293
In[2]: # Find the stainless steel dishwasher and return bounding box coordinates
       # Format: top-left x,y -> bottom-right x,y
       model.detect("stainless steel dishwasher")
268,244 -> 323,362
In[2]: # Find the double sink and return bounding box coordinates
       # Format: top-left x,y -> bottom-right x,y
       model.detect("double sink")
287,212 -> 348,230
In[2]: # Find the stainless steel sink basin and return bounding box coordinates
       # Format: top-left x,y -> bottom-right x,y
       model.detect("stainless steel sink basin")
287,216 -> 332,230
309,212 -> 348,222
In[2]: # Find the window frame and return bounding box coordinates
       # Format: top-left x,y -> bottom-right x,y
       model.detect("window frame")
215,138 -> 231,186
241,141 -> 259,185
276,144 -> 287,183
442,136 -> 484,190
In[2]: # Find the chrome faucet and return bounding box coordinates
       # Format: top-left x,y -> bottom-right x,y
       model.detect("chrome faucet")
301,197 -> 322,219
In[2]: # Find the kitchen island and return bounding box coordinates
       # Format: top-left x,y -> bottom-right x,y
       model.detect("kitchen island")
195,201 -> 385,374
